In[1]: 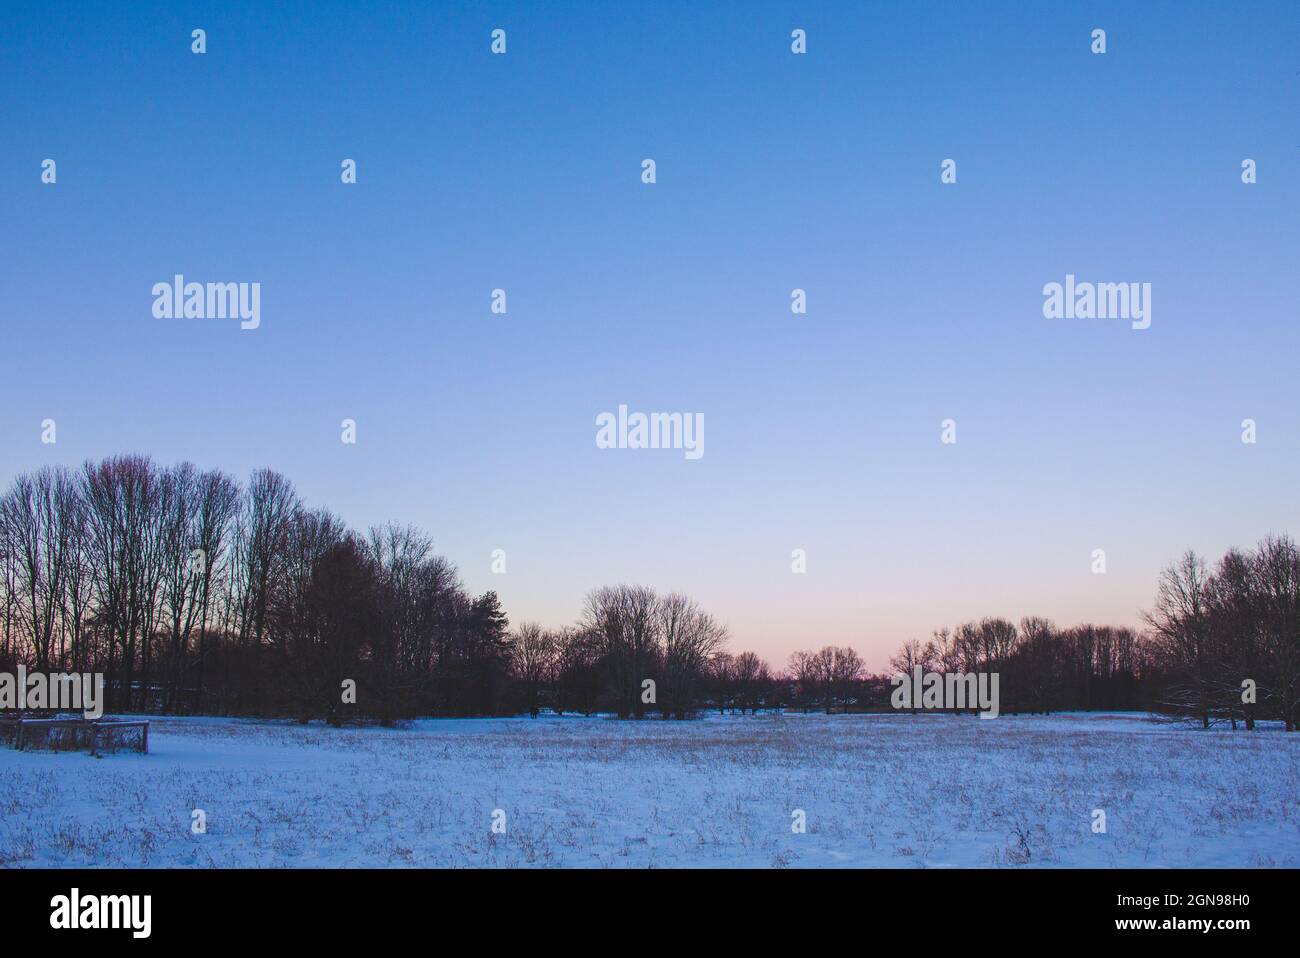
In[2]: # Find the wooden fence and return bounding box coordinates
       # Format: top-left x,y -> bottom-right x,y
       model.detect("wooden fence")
0,717 -> 149,755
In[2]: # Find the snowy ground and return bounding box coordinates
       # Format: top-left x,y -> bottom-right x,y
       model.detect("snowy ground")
0,711 -> 1295,868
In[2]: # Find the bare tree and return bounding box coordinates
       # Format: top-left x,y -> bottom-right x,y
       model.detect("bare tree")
157,463 -> 201,710
830,646 -> 864,710
1144,550 -> 1216,727
709,651 -> 736,714
80,455 -> 169,709
0,468 -> 79,671
787,650 -> 818,713
732,651 -> 770,713
583,585 -> 660,718
553,626 -> 601,716
657,593 -> 727,718
1249,536 -> 1300,731
231,468 -> 300,651
889,639 -> 931,714
190,469 -> 240,709
813,646 -> 837,713
512,622 -> 557,717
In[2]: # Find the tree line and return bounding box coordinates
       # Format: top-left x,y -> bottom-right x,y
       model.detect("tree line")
873,537 -> 1300,730
2,457 -> 1296,728
0,458 -> 765,723
0,457 -> 512,722
510,540 -> 1300,728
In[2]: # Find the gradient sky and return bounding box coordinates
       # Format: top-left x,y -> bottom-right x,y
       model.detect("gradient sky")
2,1 -> 1297,670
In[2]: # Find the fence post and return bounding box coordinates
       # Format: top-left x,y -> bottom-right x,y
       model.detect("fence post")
142,723 -> 149,754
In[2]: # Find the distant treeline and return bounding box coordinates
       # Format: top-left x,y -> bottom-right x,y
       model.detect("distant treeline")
813,538 -> 1300,730
1,457 -> 1296,730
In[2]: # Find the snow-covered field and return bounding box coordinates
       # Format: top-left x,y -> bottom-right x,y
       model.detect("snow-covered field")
0,711 -> 1296,868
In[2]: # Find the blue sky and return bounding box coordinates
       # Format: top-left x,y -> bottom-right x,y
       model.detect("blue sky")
2,1 -> 1297,668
